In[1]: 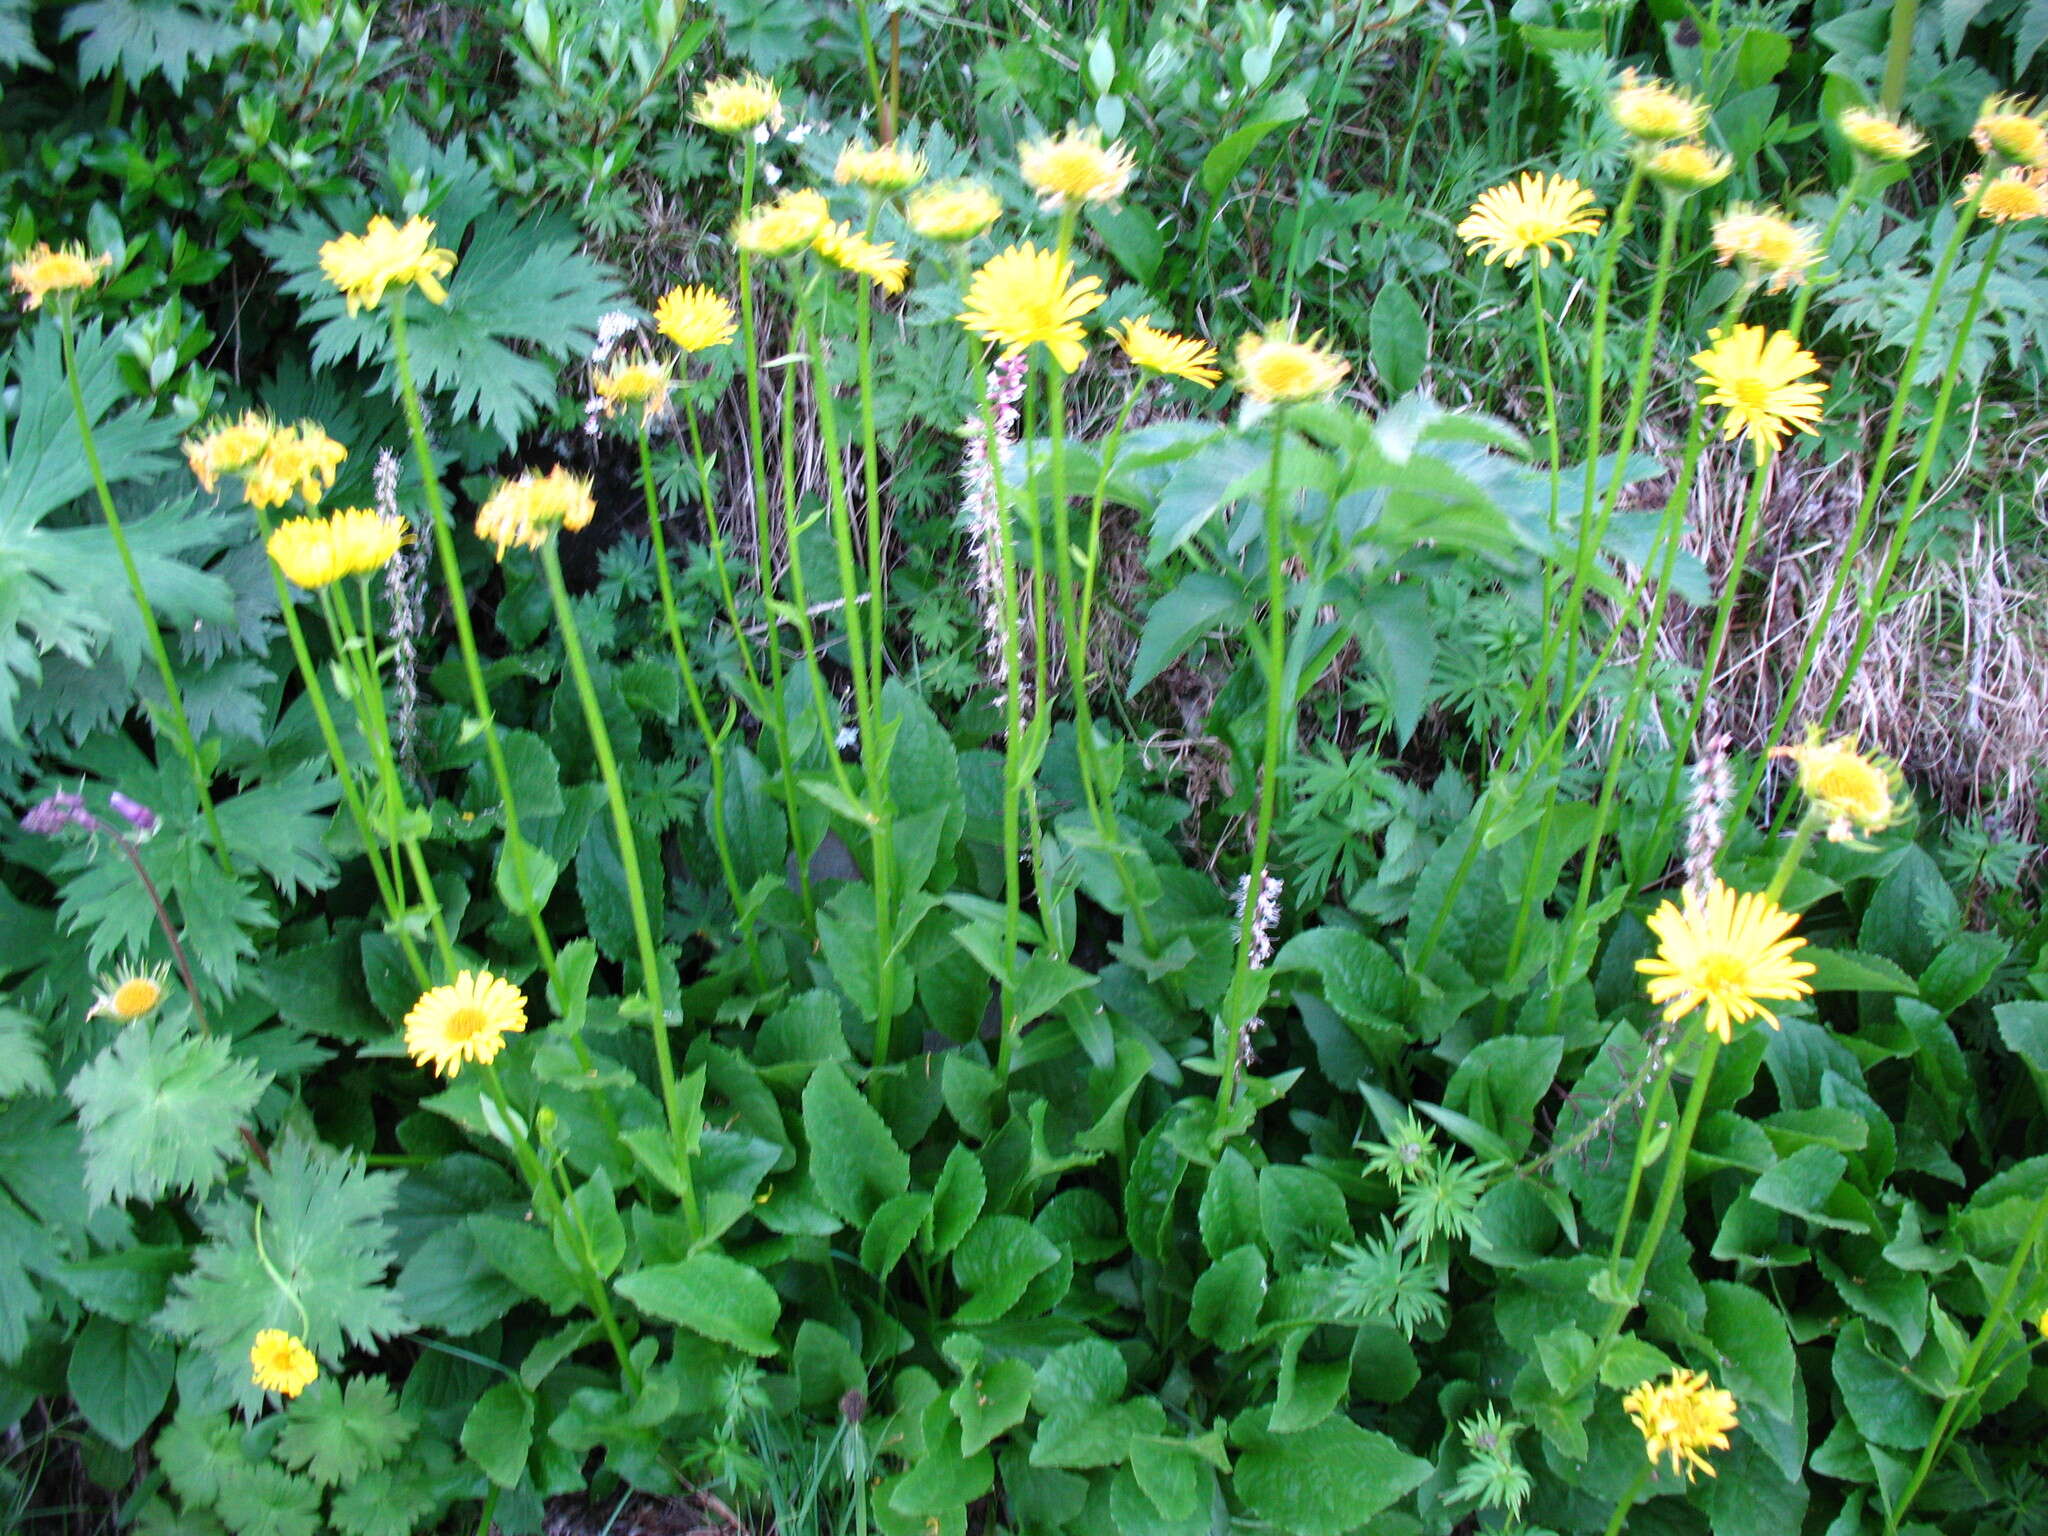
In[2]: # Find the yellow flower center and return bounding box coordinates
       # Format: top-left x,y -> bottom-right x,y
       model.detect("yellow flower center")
1699,951 -> 1751,995
1809,756 -> 1888,818
442,1005 -> 488,1043
1252,352 -> 1316,395
1730,377 -> 1774,412
112,977 -> 163,1019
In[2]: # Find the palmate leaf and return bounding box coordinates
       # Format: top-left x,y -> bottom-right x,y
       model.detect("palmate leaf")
273,1375 -> 414,1486
59,0 -> 239,91
0,1008 -> 51,1099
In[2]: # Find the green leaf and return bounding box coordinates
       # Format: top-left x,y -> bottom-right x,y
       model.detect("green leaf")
953,1356 -> 1033,1456
1702,1280 -> 1795,1421
1199,1147 -> 1261,1260
1349,581 -> 1435,747
1189,1245 -> 1266,1351
0,1008 -> 51,1098
1032,1339 -> 1127,1416
802,1062 -> 910,1226
952,1215 -> 1060,1325
459,1381 -> 534,1489
1231,1409 -> 1432,1536
721,743 -> 789,890
66,1315 -> 174,1448
1368,280 -> 1429,399
927,1145 -> 986,1257
59,0 -> 236,91
468,1214 -> 582,1312
860,1192 -> 933,1279
1259,1165 -> 1351,1267
213,1461 -> 324,1536
1127,573 -> 1248,696
1272,928 -> 1403,1029
1994,1000 -> 2048,1070
1198,90 -> 1310,199
617,1254 -> 782,1355
1832,1320 -> 1937,1449
274,1375 -> 414,1487
1804,948 -> 1919,995
1751,1145 -> 1851,1229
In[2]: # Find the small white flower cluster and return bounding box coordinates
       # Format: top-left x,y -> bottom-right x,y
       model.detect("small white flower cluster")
960,352 -> 1030,706
1233,871 -> 1284,1068
376,448 -> 427,779
1682,729 -> 1732,908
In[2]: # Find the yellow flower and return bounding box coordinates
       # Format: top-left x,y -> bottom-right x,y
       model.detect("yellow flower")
689,72 -> 783,135
907,180 -> 1003,242
1636,879 -> 1815,1045
834,141 -> 927,193
473,466 -> 596,557
404,968 -> 528,1077
183,411 -> 273,494
731,188 -> 830,258
266,515 -> 344,590
1771,727 -> 1907,843
1018,125 -> 1136,208
10,243 -> 112,310
1691,324 -> 1827,462
1962,167 -> 2048,223
812,221 -> 910,294
243,422 -> 348,509
1645,140 -> 1733,193
1112,316 -> 1221,387
1623,1368 -> 1738,1483
1457,172 -> 1604,268
1711,205 -> 1821,293
87,962 -> 170,1023
653,284 -> 737,353
955,242 -> 1105,374
1234,323 -> 1350,405
250,1330 -> 319,1398
591,350 -> 675,422
326,507 -> 409,577
1610,70 -> 1707,141
1839,107 -> 1926,163
318,216 -> 456,315
1973,94 -> 2048,167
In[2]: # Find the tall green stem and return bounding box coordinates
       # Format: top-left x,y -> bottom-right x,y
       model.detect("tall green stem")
985,374 -> 1029,1089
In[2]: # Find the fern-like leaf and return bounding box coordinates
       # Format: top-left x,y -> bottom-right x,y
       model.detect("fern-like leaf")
58,0 -> 238,92
0,1008 -> 50,1098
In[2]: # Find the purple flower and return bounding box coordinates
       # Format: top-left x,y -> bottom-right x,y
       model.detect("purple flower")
21,791 -> 100,837
108,792 -> 159,836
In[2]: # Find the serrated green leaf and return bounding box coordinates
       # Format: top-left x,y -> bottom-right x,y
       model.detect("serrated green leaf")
617,1253 -> 782,1355
67,1314 -> 174,1447
274,1375 -> 414,1486
0,1008 -> 51,1098
802,1061 -> 910,1226
1231,1409 -> 1432,1536
460,1380 -> 534,1489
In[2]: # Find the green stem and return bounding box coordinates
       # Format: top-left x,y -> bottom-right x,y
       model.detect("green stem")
986,372 -> 1028,1090
1600,1462 -> 1653,1536
855,271 -> 889,700
679,385 -> 766,709
1879,0 -> 1918,114
1607,1055 -> 1677,1275
1762,812 -> 1821,905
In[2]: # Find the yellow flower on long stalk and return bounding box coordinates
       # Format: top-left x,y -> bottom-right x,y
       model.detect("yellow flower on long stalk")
1233,323 -> 1350,405
653,285 -> 737,353
1644,140 -> 1733,194
87,962 -> 170,1023
1838,107 -> 1926,163
1635,879 -> 1815,1044
591,350 -> 675,422
474,466 -> 596,557
1691,324 -> 1827,462
325,507 -> 410,577
908,180 -> 1003,243
1961,167 -> 2048,223
1711,205 -> 1821,293
1018,125 -> 1136,208
689,72 -> 783,135
1972,94 -> 2048,167
1113,317 -> 1221,387
1623,1369 -> 1738,1482
266,515 -> 345,590
834,141 -> 927,193
183,411 -> 273,493
956,242 -> 1105,374
1610,70 -> 1707,141
403,968 -> 528,1077
1771,727 -> 1907,843
317,216 -> 456,315
243,422 -> 348,509
10,243 -> 112,310
731,188 -> 830,258
250,1330 -> 319,1398
813,221 -> 911,294
1457,172 -> 1603,268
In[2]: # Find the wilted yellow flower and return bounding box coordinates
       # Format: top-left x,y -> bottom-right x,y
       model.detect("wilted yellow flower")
474,466 -> 596,557
689,72 -> 783,135
1610,70 -> 1707,141
1623,1369 -> 1738,1483
1457,172 -> 1604,268
1645,140 -> 1733,193
183,411 -> 273,493
731,188 -> 830,258
1636,879 -> 1815,1044
1113,317 -> 1221,387
1771,727 -> 1907,842
653,285 -> 737,353
834,141 -> 927,193
266,515 -> 344,590
10,243 -> 112,310
87,962 -> 170,1023
1234,323 -> 1350,405
1711,205 -> 1821,293
1973,94 -> 2048,167
404,968 -> 528,1077
956,242 -> 1105,374
250,1330 -> 319,1398
1692,324 -> 1827,461
1018,125 -> 1136,208
591,350 -> 675,422
1839,107 -> 1926,163
1962,167 -> 2048,223
813,222 -> 911,294
326,507 -> 409,577
318,216 -> 456,315
907,180 -> 1003,242
243,422 -> 348,509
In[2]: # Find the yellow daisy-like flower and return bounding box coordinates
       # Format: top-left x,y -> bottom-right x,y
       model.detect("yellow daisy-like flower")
812,221 -> 911,294
1610,70 -> 1707,141
183,411 -> 273,494
731,188 -> 830,258
1635,879 -> 1815,1045
1457,172 -> 1604,268
1838,107 -> 1926,163
907,180 -> 1003,243
1112,316 -> 1221,387
1691,324 -> 1827,462
1018,125 -> 1136,208
1973,94 -> 2048,167
689,72 -> 783,135
1234,323 -> 1350,405
1623,1369 -> 1738,1483
10,243 -> 112,310
326,507 -> 409,577
404,968 -> 528,1077
653,284 -> 737,353
87,962 -> 170,1023
956,242 -> 1105,374
1644,140 -> 1733,193
318,216 -> 456,316
266,515 -> 344,590
834,141 -> 927,193
250,1330 -> 319,1398
1711,205 -> 1821,293
243,422 -> 348,510
1771,727 -> 1908,843
1962,167 -> 2048,223
591,350 -> 675,422
473,466 -> 597,557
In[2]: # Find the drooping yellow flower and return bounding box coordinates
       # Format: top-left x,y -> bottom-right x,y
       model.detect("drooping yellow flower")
404,968 -> 528,1077
1962,167 -> 2048,223
10,243 -> 112,310
653,284 -> 737,353
1623,1369 -> 1738,1483
591,350 -> 675,422
1839,107 -> 1926,163
689,72 -> 783,135
1711,205 -> 1821,293
243,422 -> 348,509
956,243 -> 1105,374
1644,140 -> 1733,194
731,188 -> 830,258
1691,324 -> 1827,462
1112,317 -> 1221,387
87,962 -> 170,1023
1018,125 -> 1136,208
1972,94 -> 2048,167
473,466 -> 596,557
907,180 -> 1003,243
1610,70 -> 1707,141
1233,323 -> 1350,405
325,507 -> 409,577
1771,727 -> 1907,843
266,515 -> 343,590
1635,879 -> 1815,1045
183,411 -> 273,494
251,1330 -> 319,1398
812,222 -> 911,294
1457,172 -> 1604,268
834,141 -> 927,193
318,216 -> 456,315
